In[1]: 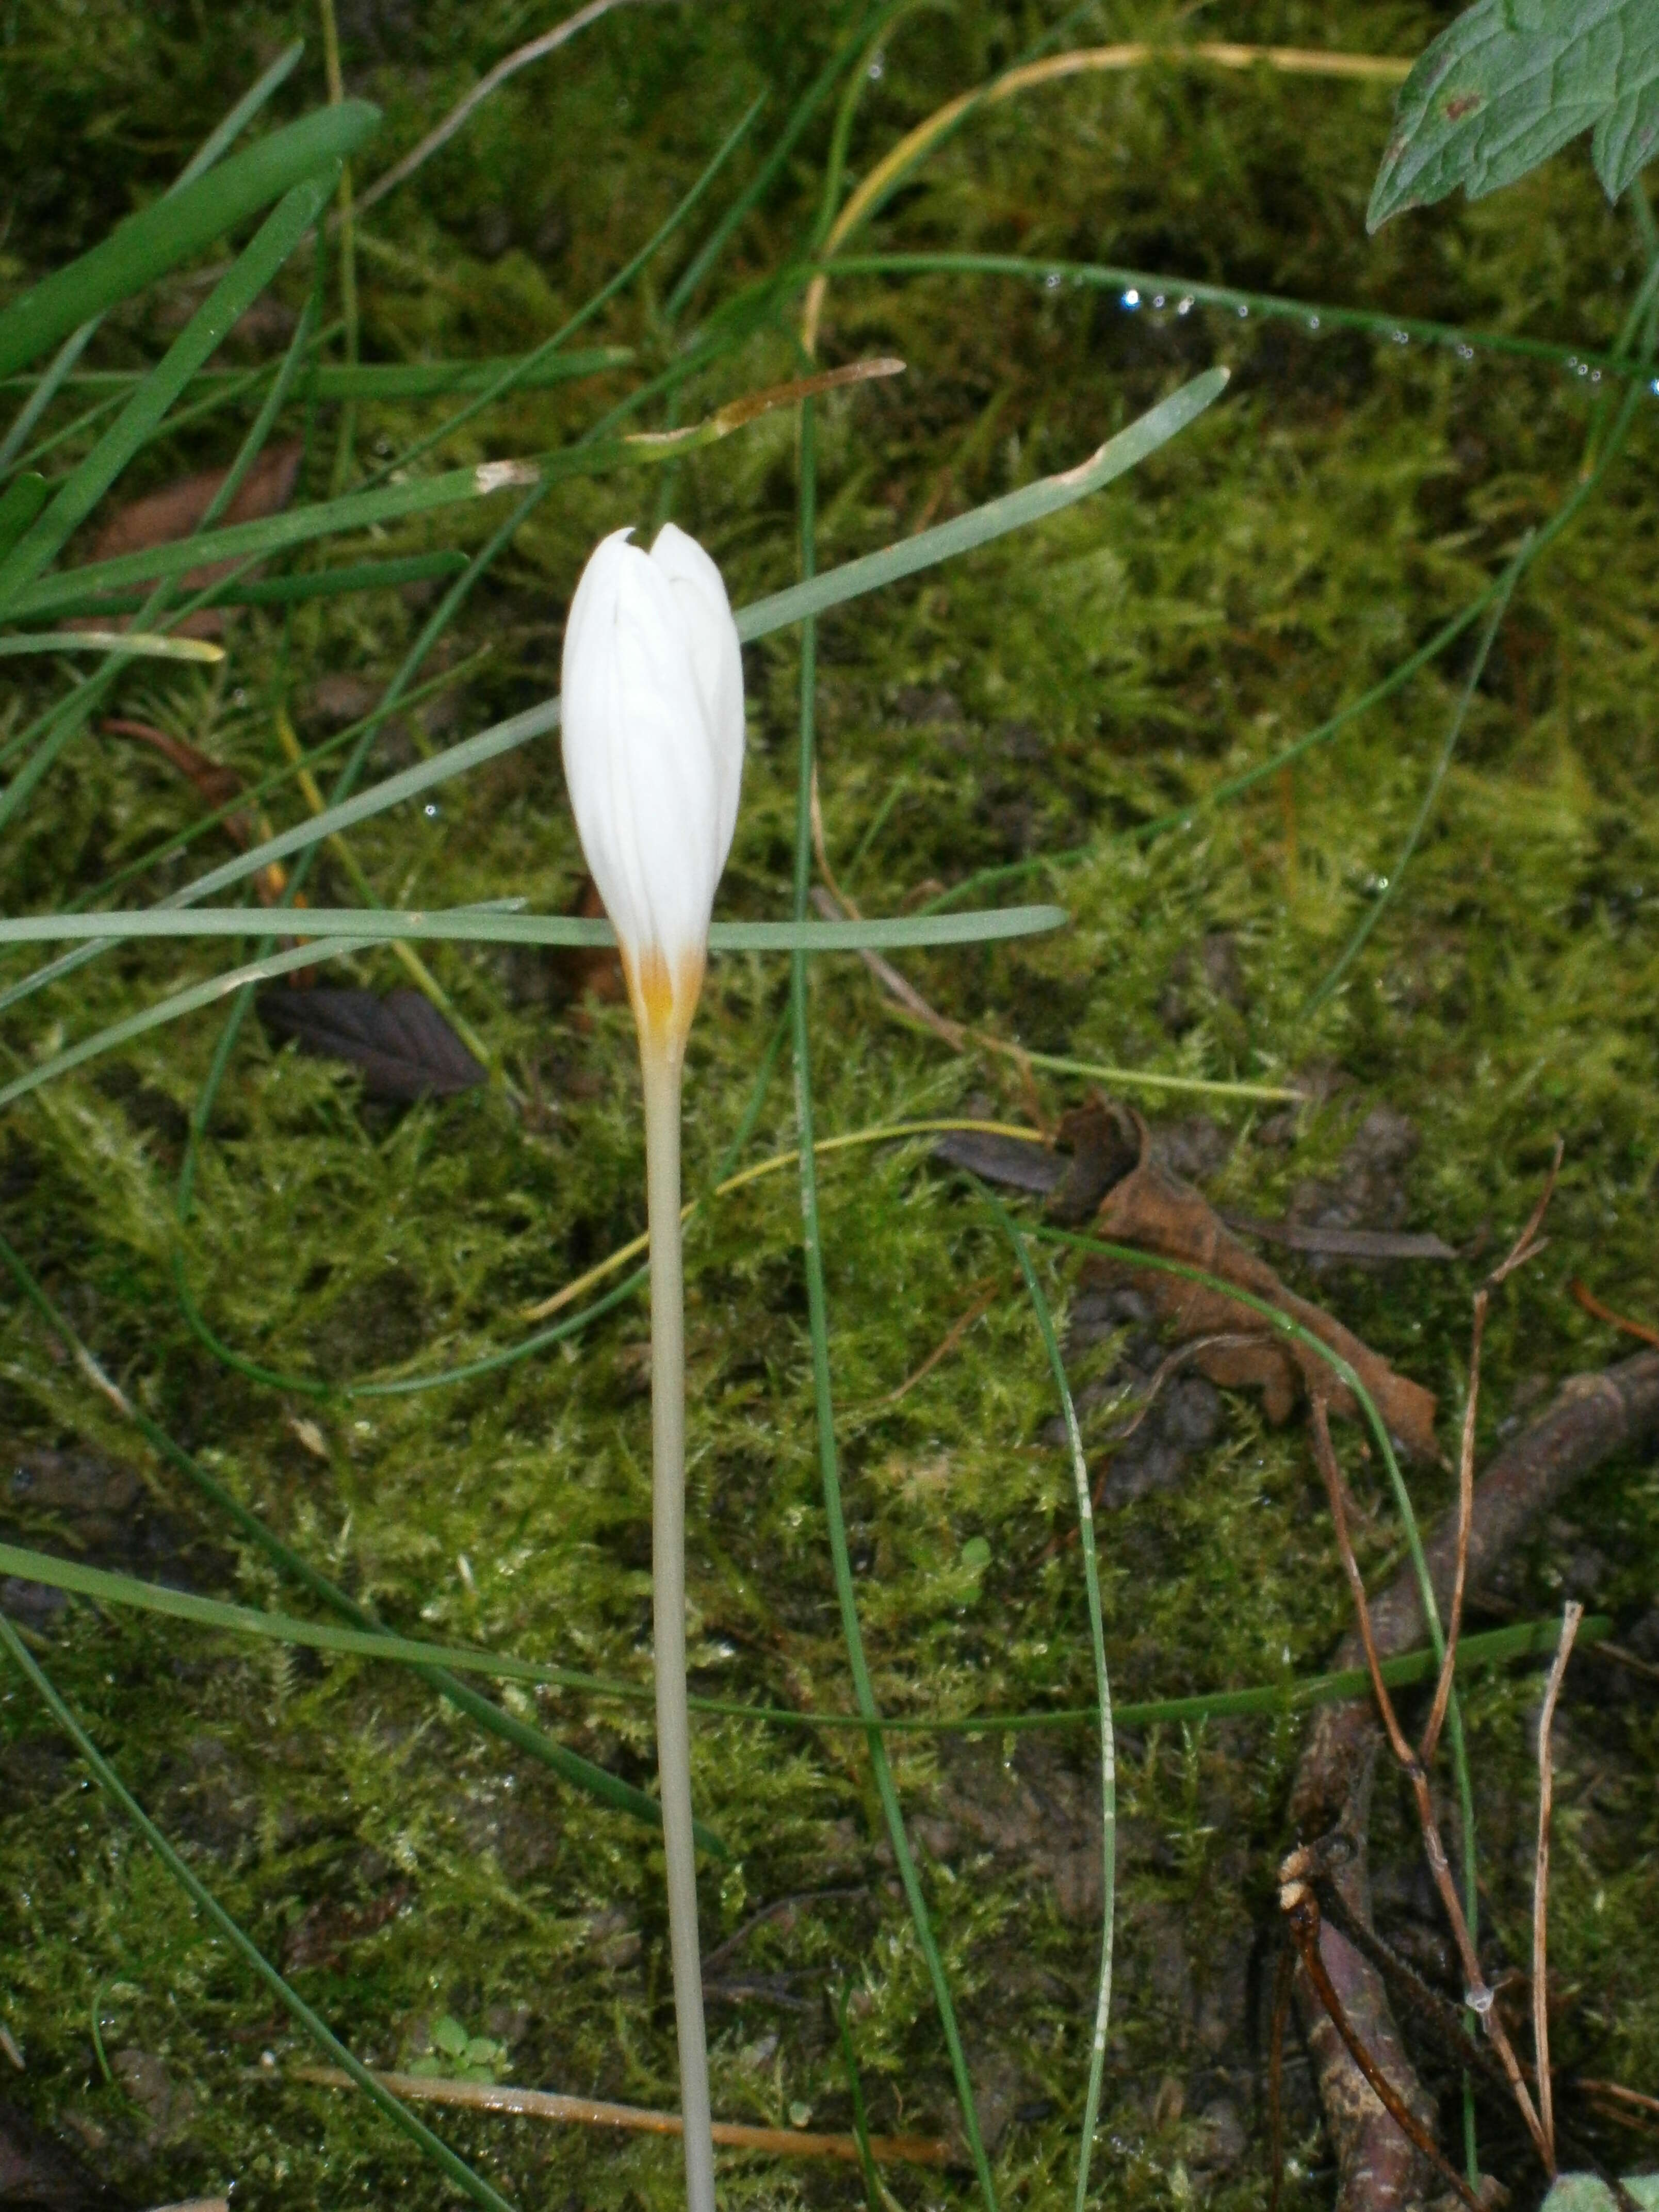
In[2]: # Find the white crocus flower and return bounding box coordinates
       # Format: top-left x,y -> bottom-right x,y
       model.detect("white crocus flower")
561,522 -> 744,1059
560,520 -> 744,2212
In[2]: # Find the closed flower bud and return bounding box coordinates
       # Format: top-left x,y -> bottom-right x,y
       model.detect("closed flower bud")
561,522 -> 744,1053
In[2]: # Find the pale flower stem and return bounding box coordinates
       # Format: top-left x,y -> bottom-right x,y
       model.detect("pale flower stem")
641,1037 -> 716,2212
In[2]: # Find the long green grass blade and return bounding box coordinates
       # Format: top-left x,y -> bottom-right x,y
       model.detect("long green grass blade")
0,348 -> 632,401
0,1538 -> 1599,1729
737,367 -> 1228,641
47,550 -> 468,620
983,1193 -> 1114,2212
0,41 -> 305,470
0,104 -> 380,379
824,251 -> 1652,380
0,170 -> 338,607
28,376 -> 1226,924
0,1613 -> 519,2212
5,456 -> 540,623
0,935 -> 378,1113
789,394 -> 998,2207
0,902 -> 1066,949
0,630 -> 224,662
0,473 -> 47,558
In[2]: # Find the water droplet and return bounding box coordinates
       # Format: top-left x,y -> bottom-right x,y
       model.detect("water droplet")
1649,377 -> 1659,395
1045,270 -> 1062,289
1237,302 -> 1249,318
1177,295 -> 1193,315
1121,287 -> 1141,308
1457,344 -> 1474,360
867,52 -> 884,77
1591,368 -> 1602,382
1307,314 -> 1321,331
1392,328 -> 1409,345
1152,292 -> 1166,308
1577,362 -> 1589,376
424,802 -> 440,818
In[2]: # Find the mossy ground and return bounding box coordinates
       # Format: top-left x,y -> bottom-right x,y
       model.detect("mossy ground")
2,3 -> 1657,2207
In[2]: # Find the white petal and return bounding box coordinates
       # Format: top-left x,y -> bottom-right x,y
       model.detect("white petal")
649,522 -> 744,872
560,522 -> 744,1006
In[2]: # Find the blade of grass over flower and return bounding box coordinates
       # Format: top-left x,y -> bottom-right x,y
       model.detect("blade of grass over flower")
0,630 -> 225,662
823,252 -> 1656,381
790,393 -> 999,2208
0,1539 -> 1601,1725
0,1614 -> 521,2212
63,373 -> 1228,930
0,170 -> 337,608
0,39 -> 306,469
0,1230 -> 724,1852
0,104 -> 380,381
981,1192 -> 1114,2211
0,903 -> 1067,949
0,370 -> 1219,1047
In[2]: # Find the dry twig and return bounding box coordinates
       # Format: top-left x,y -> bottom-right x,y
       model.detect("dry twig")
1308,1400 -> 1550,2164
1533,1601 -> 1584,2171
290,2065 -> 952,2167
1291,1349 -> 1659,2212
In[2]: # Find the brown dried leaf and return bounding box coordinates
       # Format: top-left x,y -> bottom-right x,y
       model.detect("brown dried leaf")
80,440 -> 303,635
1087,1126 -> 1440,1461
259,987 -> 485,1102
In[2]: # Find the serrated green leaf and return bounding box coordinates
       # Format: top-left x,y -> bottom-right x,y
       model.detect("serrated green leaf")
0,103 -> 381,378
1369,0 -> 1659,228
1593,70 -> 1659,192
1540,2178 -> 1659,2212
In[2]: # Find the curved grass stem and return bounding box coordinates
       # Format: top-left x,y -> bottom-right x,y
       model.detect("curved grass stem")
641,1037 -> 716,2212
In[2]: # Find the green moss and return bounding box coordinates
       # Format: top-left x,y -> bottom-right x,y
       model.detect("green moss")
3,2 -> 1658,2205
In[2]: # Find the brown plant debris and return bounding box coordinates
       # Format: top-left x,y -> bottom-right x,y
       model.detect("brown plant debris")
79,442 -> 303,634
257,987 -> 485,1102
1291,1351 -> 1659,2212
1084,1118 -> 1440,1460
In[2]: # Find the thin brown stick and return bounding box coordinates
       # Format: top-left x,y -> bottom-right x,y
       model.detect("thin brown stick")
1282,1886 -> 1485,2212
1572,2077 -> 1659,2121
1533,1600 -> 1583,2173
353,0 -> 665,218
1570,1277 -> 1659,1349
1309,1400 -> 1552,2165
289,2066 -> 953,2166
1421,1142 -> 1560,1767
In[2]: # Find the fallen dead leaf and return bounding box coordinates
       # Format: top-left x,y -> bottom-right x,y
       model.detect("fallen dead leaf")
259,986 -> 486,1102
79,441 -> 303,636
1085,1119 -> 1440,1461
